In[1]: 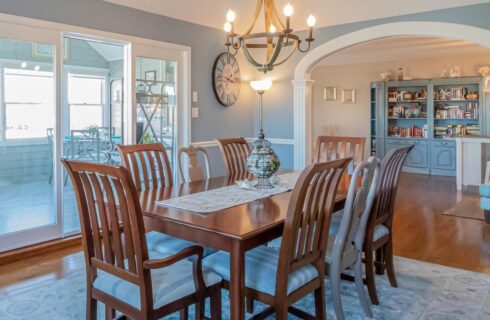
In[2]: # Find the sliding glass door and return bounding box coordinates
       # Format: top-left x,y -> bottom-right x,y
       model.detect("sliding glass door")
0,22 -> 189,252
0,36 -> 60,251
61,36 -> 126,234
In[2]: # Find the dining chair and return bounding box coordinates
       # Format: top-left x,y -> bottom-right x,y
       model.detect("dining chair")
313,136 -> 366,167
203,158 -> 351,320
364,145 -> 413,305
61,159 -> 222,320
178,145 -> 211,182
216,137 -> 251,180
326,156 -> 380,320
118,143 -> 173,192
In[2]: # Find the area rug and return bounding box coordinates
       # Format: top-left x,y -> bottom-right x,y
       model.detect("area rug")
0,256 -> 489,319
441,196 -> 485,221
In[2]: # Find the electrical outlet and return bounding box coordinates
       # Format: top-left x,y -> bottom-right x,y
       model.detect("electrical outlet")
192,91 -> 198,103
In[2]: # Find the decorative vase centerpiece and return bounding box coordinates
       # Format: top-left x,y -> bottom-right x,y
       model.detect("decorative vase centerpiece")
247,80 -> 280,189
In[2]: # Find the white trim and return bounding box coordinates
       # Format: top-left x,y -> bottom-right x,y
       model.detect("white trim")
293,22 -> 490,169
191,137 -> 294,148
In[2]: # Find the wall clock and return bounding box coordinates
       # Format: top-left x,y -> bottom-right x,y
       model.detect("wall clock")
212,52 -> 241,106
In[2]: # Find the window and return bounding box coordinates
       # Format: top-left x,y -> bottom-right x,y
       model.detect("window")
3,68 -> 54,139
68,74 -> 105,130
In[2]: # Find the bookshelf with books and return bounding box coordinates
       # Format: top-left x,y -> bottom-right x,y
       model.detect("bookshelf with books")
372,77 -> 486,176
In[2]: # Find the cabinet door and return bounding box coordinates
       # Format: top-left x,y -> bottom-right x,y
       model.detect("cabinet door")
406,143 -> 428,168
431,142 -> 456,171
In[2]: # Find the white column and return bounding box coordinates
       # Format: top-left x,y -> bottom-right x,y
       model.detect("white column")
455,138 -> 463,190
292,79 -> 314,170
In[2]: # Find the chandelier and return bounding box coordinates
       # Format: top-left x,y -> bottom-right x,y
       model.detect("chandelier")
223,0 -> 316,73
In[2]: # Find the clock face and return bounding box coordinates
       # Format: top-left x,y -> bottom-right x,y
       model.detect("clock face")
212,53 -> 241,106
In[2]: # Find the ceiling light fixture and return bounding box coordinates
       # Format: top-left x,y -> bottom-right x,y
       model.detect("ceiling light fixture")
224,0 -> 316,73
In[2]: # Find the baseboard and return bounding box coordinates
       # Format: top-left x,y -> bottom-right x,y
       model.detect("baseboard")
0,235 -> 82,266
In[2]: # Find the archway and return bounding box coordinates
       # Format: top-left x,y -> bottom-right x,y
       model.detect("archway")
292,22 -> 490,169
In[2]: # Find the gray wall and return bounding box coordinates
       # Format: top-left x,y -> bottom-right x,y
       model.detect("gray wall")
1,1 -> 489,173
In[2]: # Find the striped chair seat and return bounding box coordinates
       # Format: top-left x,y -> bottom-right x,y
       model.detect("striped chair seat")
202,246 -> 318,296
146,232 -> 216,258
93,258 -> 222,310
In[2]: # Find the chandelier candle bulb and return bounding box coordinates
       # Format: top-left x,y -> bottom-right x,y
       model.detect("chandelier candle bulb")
307,15 -> 316,40
224,21 -> 232,33
226,9 -> 236,22
269,24 -> 276,33
283,3 -> 294,31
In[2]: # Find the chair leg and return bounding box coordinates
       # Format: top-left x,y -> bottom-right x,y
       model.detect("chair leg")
179,307 -> 188,320
246,297 -> 254,314
330,263 -> 344,320
105,305 -> 115,320
354,256 -> 373,318
87,298 -> 97,320
194,300 -> 205,320
275,306 -> 288,320
211,286 -> 222,320
385,240 -> 398,288
365,249 -> 380,305
375,247 -> 385,275
315,283 -> 327,320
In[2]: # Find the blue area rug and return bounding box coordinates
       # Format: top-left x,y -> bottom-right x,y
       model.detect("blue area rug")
0,255 -> 489,319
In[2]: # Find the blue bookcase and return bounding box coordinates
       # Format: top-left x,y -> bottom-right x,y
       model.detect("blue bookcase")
371,77 -> 487,176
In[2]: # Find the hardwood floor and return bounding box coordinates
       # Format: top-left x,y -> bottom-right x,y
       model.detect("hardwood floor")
0,173 -> 489,298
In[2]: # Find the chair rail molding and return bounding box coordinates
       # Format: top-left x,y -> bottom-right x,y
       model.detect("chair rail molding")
191,137 -> 294,148
292,21 -> 490,170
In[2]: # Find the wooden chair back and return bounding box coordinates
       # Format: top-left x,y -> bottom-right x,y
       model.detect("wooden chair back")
61,159 -> 150,298
178,145 -> 211,182
368,146 -> 412,232
332,157 -> 380,261
118,143 -> 173,191
216,137 -> 250,179
314,136 -> 366,166
276,158 -> 351,294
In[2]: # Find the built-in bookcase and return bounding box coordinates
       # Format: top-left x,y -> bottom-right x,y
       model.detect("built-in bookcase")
371,77 -> 486,176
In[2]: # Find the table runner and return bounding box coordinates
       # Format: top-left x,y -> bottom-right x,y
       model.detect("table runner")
155,171 -> 301,214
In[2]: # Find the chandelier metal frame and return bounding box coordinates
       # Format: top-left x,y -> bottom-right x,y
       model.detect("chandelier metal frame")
224,0 -> 315,73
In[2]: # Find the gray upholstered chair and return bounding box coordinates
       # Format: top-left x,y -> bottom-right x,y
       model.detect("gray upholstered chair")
326,156 -> 380,320
178,145 -> 211,182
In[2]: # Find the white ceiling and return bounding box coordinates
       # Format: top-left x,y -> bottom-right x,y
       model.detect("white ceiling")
104,0 -> 488,31
318,36 -> 490,66
88,41 -> 124,61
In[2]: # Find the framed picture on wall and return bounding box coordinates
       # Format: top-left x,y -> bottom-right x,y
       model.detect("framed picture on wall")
324,87 -> 337,101
342,89 -> 356,104
145,70 -> 157,82
484,77 -> 490,92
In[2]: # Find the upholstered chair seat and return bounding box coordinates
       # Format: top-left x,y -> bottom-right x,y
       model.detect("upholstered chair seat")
146,232 -> 216,258
94,259 -> 222,310
203,246 -> 318,296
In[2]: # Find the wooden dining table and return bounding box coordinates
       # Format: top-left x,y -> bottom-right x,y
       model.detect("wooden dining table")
139,174 -> 351,320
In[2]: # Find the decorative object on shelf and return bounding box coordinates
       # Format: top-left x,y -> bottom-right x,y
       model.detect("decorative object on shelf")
484,77 -> 490,92
342,89 -> 356,104
223,1 -> 316,73
212,52 -> 241,106
477,63 -> 490,76
323,86 -> 337,101
380,71 -> 391,81
440,69 -> 448,78
449,65 -> 462,78
247,80 -> 280,189
145,70 -> 156,82
397,68 -> 404,81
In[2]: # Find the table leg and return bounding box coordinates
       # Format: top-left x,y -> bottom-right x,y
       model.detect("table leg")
230,240 -> 245,320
